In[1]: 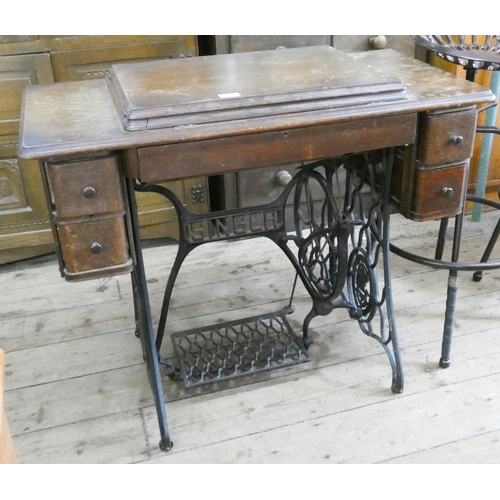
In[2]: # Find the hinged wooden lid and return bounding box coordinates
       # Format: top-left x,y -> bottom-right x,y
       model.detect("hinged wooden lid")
107,46 -> 408,132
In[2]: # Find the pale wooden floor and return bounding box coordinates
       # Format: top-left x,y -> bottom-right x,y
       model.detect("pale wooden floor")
2,210 -> 500,464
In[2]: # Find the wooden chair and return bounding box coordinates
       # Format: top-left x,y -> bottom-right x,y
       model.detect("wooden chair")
0,349 -> 17,464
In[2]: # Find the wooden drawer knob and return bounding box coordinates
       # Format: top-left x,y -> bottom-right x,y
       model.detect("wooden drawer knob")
441,187 -> 454,198
452,135 -> 464,145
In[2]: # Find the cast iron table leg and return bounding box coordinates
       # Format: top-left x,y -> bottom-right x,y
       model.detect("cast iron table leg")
126,178 -> 173,452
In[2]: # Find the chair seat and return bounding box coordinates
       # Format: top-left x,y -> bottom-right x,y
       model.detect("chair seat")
411,35 -> 500,70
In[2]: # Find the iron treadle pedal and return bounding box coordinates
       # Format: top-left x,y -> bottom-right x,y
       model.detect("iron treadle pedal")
170,307 -> 310,388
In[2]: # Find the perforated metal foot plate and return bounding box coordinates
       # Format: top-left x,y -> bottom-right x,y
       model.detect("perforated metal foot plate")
170,308 -> 310,388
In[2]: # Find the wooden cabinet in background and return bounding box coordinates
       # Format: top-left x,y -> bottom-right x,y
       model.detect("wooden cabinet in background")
212,35 -> 416,57
0,52 -> 55,264
0,35 -> 209,265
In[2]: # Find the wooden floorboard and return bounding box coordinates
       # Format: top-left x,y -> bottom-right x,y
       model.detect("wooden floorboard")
2,212 -> 500,463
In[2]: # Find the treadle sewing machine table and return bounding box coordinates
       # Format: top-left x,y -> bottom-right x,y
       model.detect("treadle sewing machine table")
18,46 -> 493,451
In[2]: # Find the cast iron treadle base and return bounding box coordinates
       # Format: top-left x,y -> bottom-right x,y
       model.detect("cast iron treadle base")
170,307 -> 310,388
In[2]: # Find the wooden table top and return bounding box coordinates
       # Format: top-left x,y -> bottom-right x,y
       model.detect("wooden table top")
108,46 -> 408,130
19,47 -> 494,160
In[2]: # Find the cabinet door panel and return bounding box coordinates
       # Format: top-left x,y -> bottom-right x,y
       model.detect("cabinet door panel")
0,156 -> 54,258
0,54 -> 55,264
135,177 -> 210,240
0,54 -> 54,121
0,36 -> 44,56
215,35 -> 331,54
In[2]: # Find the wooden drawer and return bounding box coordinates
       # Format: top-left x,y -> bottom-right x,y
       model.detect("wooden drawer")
417,108 -> 477,166
45,155 -> 133,281
134,114 -> 417,183
235,164 -> 329,208
57,215 -> 132,279
237,164 -> 300,207
47,156 -> 124,218
411,163 -> 468,220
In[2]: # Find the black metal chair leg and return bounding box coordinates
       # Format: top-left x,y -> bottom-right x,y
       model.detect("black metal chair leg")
435,217 -> 449,260
440,270 -> 458,368
439,211 -> 463,368
473,204 -> 500,282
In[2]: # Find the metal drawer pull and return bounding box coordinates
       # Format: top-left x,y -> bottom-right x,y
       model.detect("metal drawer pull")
452,135 -> 464,145
441,187 -> 454,197
90,242 -> 103,254
276,170 -> 292,186
82,186 -> 96,198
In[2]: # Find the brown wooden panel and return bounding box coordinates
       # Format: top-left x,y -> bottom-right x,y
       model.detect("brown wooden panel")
0,157 -> 27,210
0,35 -> 38,44
135,177 -> 209,223
44,35 -> 197,53
215,35 -> 331,54
390,145 -> 415,217
417,108 -> 477,166
0,155 -> 53,253
57,216 -> 131,277
135,114 -> 417,183
333,35 -> 416,57
0,54 -> 54,121
0,134 -> 18,159
47,156 -> 123,218
50,42 -> 196,82
411,163 -> 468,221
0,120 -> 18,137
0,36 -> 44,56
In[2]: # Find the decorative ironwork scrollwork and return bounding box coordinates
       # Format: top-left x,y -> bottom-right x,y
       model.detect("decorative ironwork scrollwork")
134,148 -> 404,395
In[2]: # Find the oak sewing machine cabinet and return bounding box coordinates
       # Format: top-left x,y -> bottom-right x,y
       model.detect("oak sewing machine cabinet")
18,46 -> 494,451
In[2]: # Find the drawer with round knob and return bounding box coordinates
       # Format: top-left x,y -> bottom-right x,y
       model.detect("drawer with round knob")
410,163 -> 468,221
236,164 -> 326,208
56,215 -> 133,280
43,154 -> 133,281
416,108 -> 477,167
46,156 -> 124,218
